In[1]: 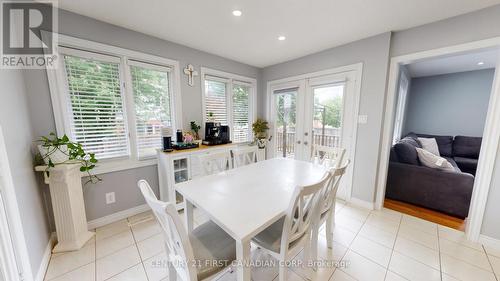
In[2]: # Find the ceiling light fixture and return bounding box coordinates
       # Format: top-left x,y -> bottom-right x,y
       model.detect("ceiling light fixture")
477,61 -> 485,66
278,36 -> 286,41
232,10 -> 242,16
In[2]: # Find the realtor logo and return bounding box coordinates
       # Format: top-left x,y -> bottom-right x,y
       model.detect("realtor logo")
1,1 -> 58,69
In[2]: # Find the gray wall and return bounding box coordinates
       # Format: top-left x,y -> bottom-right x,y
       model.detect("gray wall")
0,68 -> 51,276
403,69 -> 494,137
24,8 -> 260,223
391,5 -> 500,57
261,33 -> 392,203
390,5 -> 500,240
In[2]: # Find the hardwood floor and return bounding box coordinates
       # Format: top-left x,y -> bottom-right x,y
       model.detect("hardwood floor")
384,198 -> 466,231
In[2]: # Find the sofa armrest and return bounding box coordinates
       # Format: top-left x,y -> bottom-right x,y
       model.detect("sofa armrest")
385,162 -> 474,218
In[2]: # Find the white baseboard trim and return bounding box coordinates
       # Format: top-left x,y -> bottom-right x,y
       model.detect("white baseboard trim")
35,233 -> 56,281
347,197 -> 375,210
479,234 -> 500,251
87,204 -> 150,230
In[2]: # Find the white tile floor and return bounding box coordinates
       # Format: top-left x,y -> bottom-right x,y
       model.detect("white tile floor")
43,201 -> 500,281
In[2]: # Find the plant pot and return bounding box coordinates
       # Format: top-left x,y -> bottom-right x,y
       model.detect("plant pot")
38,144 -> 70,165
257,139 -> 267,149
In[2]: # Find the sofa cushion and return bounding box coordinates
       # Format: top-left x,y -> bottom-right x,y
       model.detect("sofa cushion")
394,137 -> 419,165
418,137 -> 440,156
453,136 -> 482,159
404,133 -> 422,148
454,156 -> 478,175
443,157 -> 461,172
389,147 -> 399,162
416,148 -> 455,172
417,134 -> 453,157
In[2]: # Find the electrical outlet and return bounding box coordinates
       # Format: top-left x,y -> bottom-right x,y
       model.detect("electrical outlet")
105,192 -> 116,204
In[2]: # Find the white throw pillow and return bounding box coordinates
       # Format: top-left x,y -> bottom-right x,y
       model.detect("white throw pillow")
418,137 -> 440,156
416,147 -> 455,172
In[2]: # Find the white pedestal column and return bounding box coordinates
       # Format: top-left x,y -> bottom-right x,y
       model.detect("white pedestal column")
44,164 -> 95,253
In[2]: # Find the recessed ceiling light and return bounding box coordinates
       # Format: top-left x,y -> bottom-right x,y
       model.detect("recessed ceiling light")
232,10 -> 242,16
477,61 -> 485,66
278,36 -> 286,41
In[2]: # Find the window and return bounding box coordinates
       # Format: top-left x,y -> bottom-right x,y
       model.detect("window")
63,54 -> 129,159
48,37 -> 182,172
393,70 -> 410,144
204,78 -> 228,125
129,61 -> 172,158
232,83 -> 250,143
202,68 -> 256,143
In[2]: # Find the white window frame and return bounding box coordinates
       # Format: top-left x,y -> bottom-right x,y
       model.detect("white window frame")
392,68 -> 410,144
44,33 -> 183,174
200,67 -> 257,142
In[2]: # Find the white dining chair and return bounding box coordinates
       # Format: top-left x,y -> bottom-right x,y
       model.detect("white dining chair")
232,146 -> 258,168
199,151 -> 233,175
137,180 -> 236,281
251,173 -> 331,281
310,145 -> 345,168
310,160 -> 350,271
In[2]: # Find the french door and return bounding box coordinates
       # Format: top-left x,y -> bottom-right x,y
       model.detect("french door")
269,71 -> 358,200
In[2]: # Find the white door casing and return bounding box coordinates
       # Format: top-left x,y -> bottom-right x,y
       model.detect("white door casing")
0,125 -> 33,281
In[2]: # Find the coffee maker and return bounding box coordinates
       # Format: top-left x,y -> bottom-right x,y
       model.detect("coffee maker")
161,127 -> 173,152
203,122 -> 231,145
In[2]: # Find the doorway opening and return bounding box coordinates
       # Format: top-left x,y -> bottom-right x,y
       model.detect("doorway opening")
376,41 -> 500,240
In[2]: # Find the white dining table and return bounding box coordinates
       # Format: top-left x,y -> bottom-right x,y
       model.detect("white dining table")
175,158 -> 328,281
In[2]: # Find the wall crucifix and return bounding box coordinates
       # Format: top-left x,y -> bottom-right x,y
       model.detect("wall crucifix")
183,64 -> 198,86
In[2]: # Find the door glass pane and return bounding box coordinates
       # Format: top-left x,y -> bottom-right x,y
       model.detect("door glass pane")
312,84 -> 344,150
274,89 -> 297,158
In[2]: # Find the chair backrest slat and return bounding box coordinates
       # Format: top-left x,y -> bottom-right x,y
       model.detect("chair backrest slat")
232,146 -> 258,168
280,172 -> 330,252
138,180 -> 197,281
311,145 -> 345,168
319,160 -> 350,216
199,151 -> 233,175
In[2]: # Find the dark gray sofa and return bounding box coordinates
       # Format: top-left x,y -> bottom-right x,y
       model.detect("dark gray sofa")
385,133 -> 480,219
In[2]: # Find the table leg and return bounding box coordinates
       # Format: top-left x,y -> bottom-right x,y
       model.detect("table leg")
184,200 -> 194,233
236,239 -> 251,281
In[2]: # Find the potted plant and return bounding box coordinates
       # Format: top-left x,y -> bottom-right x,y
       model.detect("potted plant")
252,119 -> 270,149
36,133 -> 101,184
190,121 -> 201,140
207,112 -> 215,122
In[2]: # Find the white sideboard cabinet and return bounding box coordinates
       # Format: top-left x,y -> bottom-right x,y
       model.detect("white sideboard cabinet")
157,144 -> 237,210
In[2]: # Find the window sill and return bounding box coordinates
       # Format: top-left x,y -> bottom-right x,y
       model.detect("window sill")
91,158 -> 157,176
35,158 -> 158,182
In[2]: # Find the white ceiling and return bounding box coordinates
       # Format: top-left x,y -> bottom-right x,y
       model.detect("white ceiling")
407,49 -> 498,77
57,0 -> 500,67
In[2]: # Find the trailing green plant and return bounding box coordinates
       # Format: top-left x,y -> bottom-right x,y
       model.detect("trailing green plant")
190,121 -> 201,140
37,132 -> 101,184
252,118 -> 269,140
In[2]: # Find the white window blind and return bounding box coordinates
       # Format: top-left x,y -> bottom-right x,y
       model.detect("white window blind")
129,62 -> 172,158
204,78 -> 228,125
232,83 -> 251,143
63,54 -> 129,159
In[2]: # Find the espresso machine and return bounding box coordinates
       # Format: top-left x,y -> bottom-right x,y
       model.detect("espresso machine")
202,122 -> 231,145
161,127 -> 173,152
